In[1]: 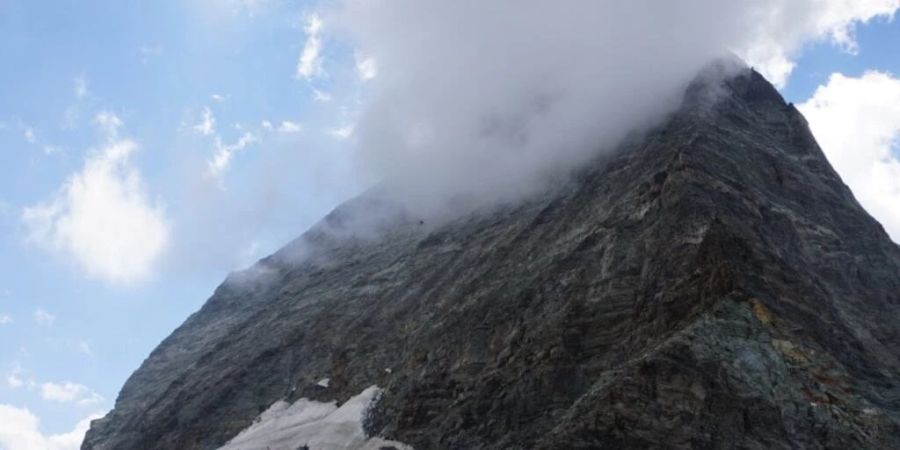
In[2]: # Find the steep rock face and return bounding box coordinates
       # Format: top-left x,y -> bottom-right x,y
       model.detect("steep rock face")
83,66 -> 900,449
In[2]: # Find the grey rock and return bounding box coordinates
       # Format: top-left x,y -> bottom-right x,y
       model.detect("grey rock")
83,63 -> 900,449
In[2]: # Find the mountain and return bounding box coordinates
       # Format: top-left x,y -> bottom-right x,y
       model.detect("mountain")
82,62 -> 900,449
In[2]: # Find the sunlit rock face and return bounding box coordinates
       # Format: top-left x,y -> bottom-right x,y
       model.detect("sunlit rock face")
83,64 -> 900,449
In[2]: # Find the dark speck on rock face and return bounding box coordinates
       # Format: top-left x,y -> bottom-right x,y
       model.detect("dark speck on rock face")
83,62 -> 900,450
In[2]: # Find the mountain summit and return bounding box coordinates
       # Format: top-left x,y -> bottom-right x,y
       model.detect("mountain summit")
83,63 -> 900,449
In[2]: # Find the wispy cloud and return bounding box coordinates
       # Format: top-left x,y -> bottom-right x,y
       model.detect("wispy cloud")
217,0 -> 272,17
33,309 -> 55,327
139,44 -> 163,64
277,120 -> 302,134
5,364 -> 102,405
6,374 -> 24,389
355,53 -> 377,81
207,132 -> 257,184
17,121 -> 64,155
6,365 -> 24,389
40,381 -> 103,405
76,341 -> 93,357
0,314 -> 11,325
23,126 -> 35,144
94,112 -> 122,136
74,76 -> 88,99
192,107 -> 216,136
312,88 -> 332,102
296,13 -> 324,80
327,124 -> 354,140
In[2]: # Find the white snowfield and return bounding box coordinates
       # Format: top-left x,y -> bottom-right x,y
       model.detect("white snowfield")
217,385 -> 413,450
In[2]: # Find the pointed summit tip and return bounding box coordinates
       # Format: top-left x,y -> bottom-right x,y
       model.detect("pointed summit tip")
683,55 -> 786,112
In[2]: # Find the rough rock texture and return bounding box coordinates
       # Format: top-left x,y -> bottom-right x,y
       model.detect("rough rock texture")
83,65 -> 900,449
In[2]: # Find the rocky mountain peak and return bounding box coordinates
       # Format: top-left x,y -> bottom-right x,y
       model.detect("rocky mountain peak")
83,62 -> 900,450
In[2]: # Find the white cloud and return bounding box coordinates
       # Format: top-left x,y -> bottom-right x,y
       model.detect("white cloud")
39,381 -> 103,406
354,53 -> 377,81
740,0 -> 900,87
21,113 -> 170,284
5,363 -> 102,405
0,314 -> 11,325
210,94 -> 226,102
277,120 -> 303,134
810,0 -> 899,50
207,132 -> 257,183
799,71 -> 900,242
327,125 -> 354,140
32,309 -> 55,327
192,107 -> 216,136
40,382 -> 91,403
296,13 -> 324,80
0,405 -> 103,450
260,120 -> 273,131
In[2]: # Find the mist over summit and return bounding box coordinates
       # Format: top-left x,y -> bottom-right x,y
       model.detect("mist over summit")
335,0 -> 898,221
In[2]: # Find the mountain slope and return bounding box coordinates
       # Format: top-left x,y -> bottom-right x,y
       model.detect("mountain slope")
83,64 -> 900,449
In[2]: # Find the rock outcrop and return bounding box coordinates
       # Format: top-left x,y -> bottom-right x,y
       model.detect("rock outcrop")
83,63 -> 900,449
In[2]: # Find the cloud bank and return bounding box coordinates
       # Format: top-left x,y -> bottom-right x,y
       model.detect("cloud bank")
331,0 -> 899,218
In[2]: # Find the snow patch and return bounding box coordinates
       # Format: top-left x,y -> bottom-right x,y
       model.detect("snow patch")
217,385 -> 412,450
317,377 -> 331,388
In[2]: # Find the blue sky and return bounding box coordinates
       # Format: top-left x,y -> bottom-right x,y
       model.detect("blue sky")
0,0 -> 367,443
782,17 -> 900,100
1,1 -> 900,448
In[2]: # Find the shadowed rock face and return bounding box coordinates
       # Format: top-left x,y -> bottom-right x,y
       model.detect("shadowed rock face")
83,65 -> 900,450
